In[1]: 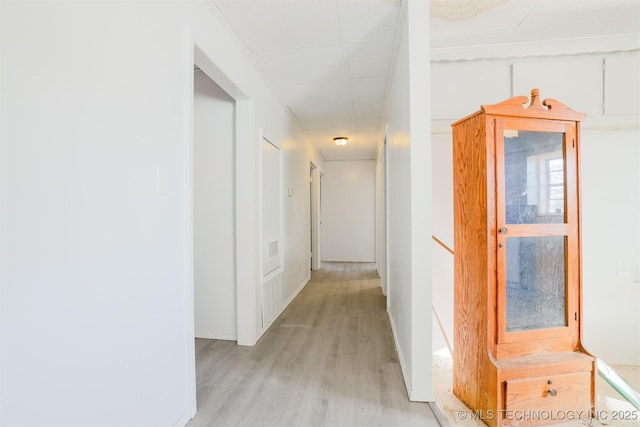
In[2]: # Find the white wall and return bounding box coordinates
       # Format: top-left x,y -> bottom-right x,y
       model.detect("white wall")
581,128 -> 640,365
0,1 -> 324,424
193,70 -> 236,340
430,49 -> 640,366
260,138 -> 284,328
261,138 -> 282,276
310,165 -> 322,270
382,0 -> 433,402
277,128 -> 325,333
375,143 -> 388,296
323,160 -> 376,262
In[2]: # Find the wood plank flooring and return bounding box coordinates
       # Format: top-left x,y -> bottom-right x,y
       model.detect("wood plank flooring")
187,262 -> 440,427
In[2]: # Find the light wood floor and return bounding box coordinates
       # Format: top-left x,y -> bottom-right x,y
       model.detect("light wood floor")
187,262 -> 441,427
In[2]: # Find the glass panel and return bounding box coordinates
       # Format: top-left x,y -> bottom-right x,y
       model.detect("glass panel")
504,130 -> 565,224
506,236 -> 566,332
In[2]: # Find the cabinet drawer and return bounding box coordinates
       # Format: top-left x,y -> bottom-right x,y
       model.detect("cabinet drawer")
504,371 -> 591,424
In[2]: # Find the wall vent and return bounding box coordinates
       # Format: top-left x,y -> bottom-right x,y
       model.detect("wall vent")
268,240 -> 279,259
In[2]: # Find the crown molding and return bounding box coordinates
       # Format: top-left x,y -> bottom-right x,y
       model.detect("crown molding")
431,33 -> 640,63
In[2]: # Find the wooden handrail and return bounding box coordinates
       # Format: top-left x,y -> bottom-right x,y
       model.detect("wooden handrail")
432,235 -> 454,255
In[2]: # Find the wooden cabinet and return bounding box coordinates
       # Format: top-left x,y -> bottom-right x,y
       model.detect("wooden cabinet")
452,89 -> 595,426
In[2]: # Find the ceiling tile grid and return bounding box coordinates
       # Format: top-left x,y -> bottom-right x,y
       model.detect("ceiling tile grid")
251,44 -> 348,85
214,0 -> 342,50
345,38 -> 395,78
213,0 -> 402,161
336,0 -> 402,43
214,0 -> 639,161
277,79 -> 351,107
350,76 -> 388,105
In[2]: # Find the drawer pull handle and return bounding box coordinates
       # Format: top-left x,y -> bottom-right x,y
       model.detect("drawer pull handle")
548,389 -> 557,397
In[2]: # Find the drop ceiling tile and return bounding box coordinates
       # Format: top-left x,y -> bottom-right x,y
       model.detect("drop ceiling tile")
355,146 -> 378,159
337,0 -> 401,43
350,76 -> 387,105
353,101 -> 383,121
291,100 -> 353,121
352,134 -> 380,158
213,0 -> 341,50
252,44 -> 347,85
345,39 -> 395,78
299,115 -> 354,135
277,79 -> 351,107
355,131 -> 381,149
355,116 -> 381,132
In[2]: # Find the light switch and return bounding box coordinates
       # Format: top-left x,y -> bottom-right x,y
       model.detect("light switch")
288,187 -> 293,197
156,167 -> 161,194
617,258 -> 632,278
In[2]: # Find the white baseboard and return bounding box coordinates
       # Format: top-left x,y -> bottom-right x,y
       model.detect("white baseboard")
429,401 -> 450,427
194,333 -> 237,341
387,309 -> 435,402
172,410 -> 191,427
410,390 -> 435,402
387,310 -> 413,400
256,273 -> 310,340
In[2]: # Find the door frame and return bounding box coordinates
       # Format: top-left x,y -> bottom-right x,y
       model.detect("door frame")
184,39 -> 257,419
310,162 -> 321,270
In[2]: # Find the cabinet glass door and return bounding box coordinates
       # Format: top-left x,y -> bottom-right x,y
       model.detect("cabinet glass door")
505,236 -> 566,332
504,130 -> 565,225
497,121 -> 577,342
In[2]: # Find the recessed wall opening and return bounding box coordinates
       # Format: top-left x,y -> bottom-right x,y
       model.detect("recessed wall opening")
192,65 -> 236,341
190,58 -> 237,417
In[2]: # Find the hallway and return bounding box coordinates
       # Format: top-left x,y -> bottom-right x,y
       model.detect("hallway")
187,262 -> 441,426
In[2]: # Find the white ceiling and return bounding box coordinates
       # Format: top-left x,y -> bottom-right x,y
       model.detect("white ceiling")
212,0 -> 640,161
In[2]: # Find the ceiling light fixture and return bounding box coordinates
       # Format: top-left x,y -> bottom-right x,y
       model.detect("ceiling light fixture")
334,137 -> 348,146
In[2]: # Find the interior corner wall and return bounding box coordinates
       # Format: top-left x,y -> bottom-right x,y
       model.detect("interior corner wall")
375,148 -> 389,296
278,132 -> 325,335
430,50 -> 640,366
383,0 -> 433,402
193,70 -> 236,341
322,160 -> 376,262
0,1 -> 324,425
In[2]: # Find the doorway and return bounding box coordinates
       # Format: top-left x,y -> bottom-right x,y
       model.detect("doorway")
310,163 -> 321,270
183,45 -> 258,418
192,66 -> 236,341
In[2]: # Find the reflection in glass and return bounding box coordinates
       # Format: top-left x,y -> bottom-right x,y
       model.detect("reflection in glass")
504,130 -> 565,224
506,236 -> 567,332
